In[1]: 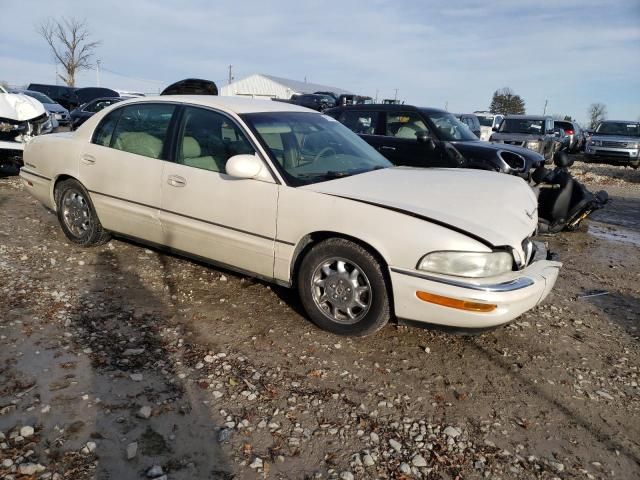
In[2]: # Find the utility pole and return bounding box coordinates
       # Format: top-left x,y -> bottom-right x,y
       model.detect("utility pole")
444,101 -> 448,111
375,89 -> 379,103
543,99 -> 548,115
394,88 -> 398,101
96,59 -> 101,87
228,65 -> 233,84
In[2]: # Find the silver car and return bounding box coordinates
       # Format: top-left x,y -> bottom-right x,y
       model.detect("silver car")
585,121 -> 640,168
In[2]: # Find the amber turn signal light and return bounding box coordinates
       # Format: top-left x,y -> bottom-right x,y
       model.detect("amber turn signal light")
416,291 -> 497,313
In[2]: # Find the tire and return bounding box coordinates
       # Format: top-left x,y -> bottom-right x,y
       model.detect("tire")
297,238 -> 390,336
54,179 -> 110,247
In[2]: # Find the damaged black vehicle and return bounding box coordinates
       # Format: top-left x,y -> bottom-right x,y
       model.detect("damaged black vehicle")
0,85 -> 53,174
325,104 -> 544,179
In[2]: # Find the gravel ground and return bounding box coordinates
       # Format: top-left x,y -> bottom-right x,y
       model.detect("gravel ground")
0,161 -> 639,479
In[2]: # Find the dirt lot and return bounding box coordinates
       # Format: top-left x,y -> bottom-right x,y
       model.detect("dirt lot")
1,160 -> 639,480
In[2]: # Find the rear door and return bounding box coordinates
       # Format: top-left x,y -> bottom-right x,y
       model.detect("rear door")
334,109 -> 384,151
79,102 -> 176,244
159,106 -> 278,278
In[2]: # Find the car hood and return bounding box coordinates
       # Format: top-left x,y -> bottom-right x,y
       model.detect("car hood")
45,103 -> 68,114
591,134 -> 639,142
451,140 -> 544,162
0,92 -> 46,121
491,132 -> 543,141
301,167 -> 538,247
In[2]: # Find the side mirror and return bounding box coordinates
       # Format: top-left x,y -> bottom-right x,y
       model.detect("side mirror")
492,126 -> 498,132
416,131 -> 436,150
416,131 -> 429,143
225,154 -> 264,179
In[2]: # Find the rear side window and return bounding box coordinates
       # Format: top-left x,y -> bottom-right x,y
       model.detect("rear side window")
338,110 -> 378,135
92,109 -> 123,147
111,104 -> 176,159
385,112 -> 428,138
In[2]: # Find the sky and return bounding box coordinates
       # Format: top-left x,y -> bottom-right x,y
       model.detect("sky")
1,0 -> 639,125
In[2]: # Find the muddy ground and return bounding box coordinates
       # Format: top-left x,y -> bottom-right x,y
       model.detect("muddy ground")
0,159 -> 638,480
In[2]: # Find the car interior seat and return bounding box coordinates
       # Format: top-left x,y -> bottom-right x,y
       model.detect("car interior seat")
281,132 -> 301,169
181,136 -> 224,172
113,132 -> 163,159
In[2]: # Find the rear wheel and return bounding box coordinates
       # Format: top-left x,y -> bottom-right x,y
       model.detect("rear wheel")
297,238 -> 390,336
55,179 -> 110,247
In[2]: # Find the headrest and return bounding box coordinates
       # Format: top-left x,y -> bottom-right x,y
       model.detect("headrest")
182,136 -> 201,158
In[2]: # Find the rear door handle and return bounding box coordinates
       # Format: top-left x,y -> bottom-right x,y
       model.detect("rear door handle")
380,146 -> 396,152
167,175 -> 186,187
81,154 -> 96,165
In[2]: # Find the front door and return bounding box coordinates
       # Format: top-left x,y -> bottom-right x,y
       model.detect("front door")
79,102 -> 176,244
159,106 -> 278,279
380,111 -> 450,167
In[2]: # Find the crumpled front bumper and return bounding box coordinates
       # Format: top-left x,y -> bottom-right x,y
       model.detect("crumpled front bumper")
389,243 -> 562,329
0,114 -> 53,152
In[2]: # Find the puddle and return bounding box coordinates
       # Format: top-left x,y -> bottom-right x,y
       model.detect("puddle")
588,222 -> 640,247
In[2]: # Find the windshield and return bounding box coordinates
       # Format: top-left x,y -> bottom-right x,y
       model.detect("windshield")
23,91 -> 55,104
499,118 -> 544,134
421,111 -> 478,141
477,116 -> 494,127
595,122 -> 640,137
242,112 -> 392,186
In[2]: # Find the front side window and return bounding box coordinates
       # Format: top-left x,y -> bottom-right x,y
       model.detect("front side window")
242,112 -> 391,186
176,107 -> 254,173
338,110 -> 378,135
84,99 -> 120,113
385,112 -> 428,139
110,103 -> 175,159
421,111 -> 477,141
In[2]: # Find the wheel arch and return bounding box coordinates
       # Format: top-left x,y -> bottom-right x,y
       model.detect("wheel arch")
289,231 -> 395,315
51,174 -> 80,209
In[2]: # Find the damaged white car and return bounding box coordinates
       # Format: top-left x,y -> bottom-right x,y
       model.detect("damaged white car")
20,96 -> 561,337
1,85 -> 53,170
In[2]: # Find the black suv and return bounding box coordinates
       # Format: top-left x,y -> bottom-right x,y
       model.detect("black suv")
27,83 -> 79,110
325,104 -> 543,178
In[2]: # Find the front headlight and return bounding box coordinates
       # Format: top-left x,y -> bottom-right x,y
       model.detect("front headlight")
417,251 -> 514,278
525,141 -> 540,150
628,142 -> 639,149
590,140 -> 602,146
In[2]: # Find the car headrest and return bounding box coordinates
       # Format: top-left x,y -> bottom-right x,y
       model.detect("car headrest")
182,136 -> 201,158
554,151 -> 573,168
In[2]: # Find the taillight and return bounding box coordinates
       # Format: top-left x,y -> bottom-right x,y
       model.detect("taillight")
565,129 -> 574,135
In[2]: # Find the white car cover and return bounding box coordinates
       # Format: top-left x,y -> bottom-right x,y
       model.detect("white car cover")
0,85 -> 46,121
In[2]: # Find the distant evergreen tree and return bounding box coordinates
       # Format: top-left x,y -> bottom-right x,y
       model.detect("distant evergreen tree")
489,87 -> 526,115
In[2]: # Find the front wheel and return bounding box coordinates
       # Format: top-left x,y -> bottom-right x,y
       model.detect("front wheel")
55,179 -> 110,247
297,238 -> 391,336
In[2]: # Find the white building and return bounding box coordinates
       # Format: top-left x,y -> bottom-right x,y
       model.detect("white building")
220,74 -> 351,99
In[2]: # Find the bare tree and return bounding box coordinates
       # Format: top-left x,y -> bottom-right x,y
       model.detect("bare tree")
37,17 -> 100,87
587,103 -> 607,129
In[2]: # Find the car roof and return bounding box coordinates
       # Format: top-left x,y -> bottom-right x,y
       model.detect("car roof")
600,119 -> 639,124
115,95 -> 317,114
505,115 -> 550,120
328,104 -> 448,114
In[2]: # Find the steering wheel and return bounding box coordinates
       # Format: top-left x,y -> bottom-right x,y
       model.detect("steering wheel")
313,146 -> 336,163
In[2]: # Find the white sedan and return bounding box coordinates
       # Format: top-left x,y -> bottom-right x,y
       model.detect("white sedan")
19,95 -> 561,336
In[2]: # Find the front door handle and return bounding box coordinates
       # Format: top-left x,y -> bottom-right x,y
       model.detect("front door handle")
81,154 -> 96,165
380,146 -> 396,152
167,175 -> 186,187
